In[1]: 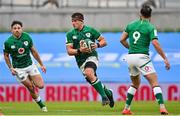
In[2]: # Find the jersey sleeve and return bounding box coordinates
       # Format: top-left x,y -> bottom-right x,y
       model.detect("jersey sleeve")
28,34 -> 33,48
150,26 -> 158,41
124,24 -> 130,33
91,28 -> 101,40
24,32 -> 33,48
66,32 -> 73,45
3,41 -> 10,53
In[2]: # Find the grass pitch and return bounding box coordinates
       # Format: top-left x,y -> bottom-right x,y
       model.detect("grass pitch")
0,101 -> 179,115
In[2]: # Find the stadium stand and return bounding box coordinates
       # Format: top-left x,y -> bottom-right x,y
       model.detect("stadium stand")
0,0 -> 180,9
0,0 -> 180,31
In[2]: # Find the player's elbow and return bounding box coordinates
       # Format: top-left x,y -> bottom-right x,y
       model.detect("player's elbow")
120,39 -> 125,45
67,51 -> 74,56
104,41 -> 107,46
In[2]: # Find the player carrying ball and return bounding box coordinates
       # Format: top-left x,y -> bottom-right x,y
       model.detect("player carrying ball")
66,12 -> 114,108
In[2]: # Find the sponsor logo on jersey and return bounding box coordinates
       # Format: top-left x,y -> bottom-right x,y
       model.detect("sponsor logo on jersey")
24,41 -> 28,46
11,45 -> 16,49
72,36 -> 77,40
85,33 -> 91,38
18,48 -> 25,54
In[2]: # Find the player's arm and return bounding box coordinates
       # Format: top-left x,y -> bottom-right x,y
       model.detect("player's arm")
4,52 -> 17,75
152,39 -> 170,70
96,36 -> 107,48
120,31 -> 129,49
66,43 -> 90,56
66,44 -> 80,56
3,42 -> 17,75
4,52 -> 12,69
91,27 -> 107,49
30,46 -> 46,73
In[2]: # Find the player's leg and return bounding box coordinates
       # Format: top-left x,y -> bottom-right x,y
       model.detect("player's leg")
84,61 -> 110,106
103,84 -> 114,108
80,56 -> 111,106
27,64 -> 47,112
122,54 -> 141,114
144,73 -> 168,115
85,71 -> 114,107
122,73 -> 140,115
29,75 -> 47,112
30,74 -> 44,89
20,77 -> 47,112
140,59 -> 168,115
14,67 -> 39,100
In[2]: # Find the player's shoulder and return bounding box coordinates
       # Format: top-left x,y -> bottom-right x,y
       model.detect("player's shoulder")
4,35 -> 14,44
129,19 -> 139,25
148,22 -> 156,28
146,21 -> 156,31
126,19 -> 139,28
23,32 -> 29,35
21,32 -> 33,41
66,28 -> 75,35
84,25 -> 100,35
83,25 -> 97,31
22,32 -> 31,37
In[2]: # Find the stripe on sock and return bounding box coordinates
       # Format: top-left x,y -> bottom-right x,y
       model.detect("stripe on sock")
91,78 -> 99,85
153,86 -> 162,95
127,86 -> 137,95
34,96 -> 41,102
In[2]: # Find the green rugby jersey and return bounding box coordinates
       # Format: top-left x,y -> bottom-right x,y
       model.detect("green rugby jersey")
125,19 -> 158,55
4,32 -> 33,68
66,25 -> 100,67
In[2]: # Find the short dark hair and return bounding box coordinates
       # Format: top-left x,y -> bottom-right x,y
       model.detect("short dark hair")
71,12 -> 84,21
11,20 -> 23,28
140,5 -> 152,18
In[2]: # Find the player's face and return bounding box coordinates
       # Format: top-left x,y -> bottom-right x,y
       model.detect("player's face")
11,24 -> 23,38
71,19 -> 83,30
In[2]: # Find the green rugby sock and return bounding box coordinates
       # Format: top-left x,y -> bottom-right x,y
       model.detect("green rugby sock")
104,86 -> 112,96
125,86 -> 137,109
36,100 -> 45,108
91,79 -> 107,98
34,96 -> 45,108
153,87 -> 164,105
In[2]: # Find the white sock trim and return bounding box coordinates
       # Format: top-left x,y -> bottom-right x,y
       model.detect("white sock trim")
153,87 -> 162,95
127,86 -> 137,95
91,79 -> 99,85
34,96 -> 41,102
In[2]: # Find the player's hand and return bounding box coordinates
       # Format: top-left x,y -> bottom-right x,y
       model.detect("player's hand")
79,47 -> 90,53
79,40 -> 91,53
41,65 -> 46,73
164,59 -> 170,70
10,67 -> 17,76
91,43 -> 97,50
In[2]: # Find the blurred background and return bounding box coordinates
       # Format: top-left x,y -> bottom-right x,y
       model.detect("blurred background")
0,0 -> 179,102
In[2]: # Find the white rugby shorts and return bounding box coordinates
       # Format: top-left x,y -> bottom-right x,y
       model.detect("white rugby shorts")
125,54 -> 156,76
14,63 -> 40,82
80,56 -> 98,75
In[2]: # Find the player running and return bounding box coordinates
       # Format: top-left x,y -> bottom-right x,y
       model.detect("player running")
120,5 -> 170,115
3,20 -> 48,112
66,12 -> 114,108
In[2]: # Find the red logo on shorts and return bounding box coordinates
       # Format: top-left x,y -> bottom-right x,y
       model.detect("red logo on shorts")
144,66 -> 151,72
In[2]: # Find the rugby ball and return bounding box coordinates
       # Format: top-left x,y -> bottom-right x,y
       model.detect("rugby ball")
82,39 -> 94,52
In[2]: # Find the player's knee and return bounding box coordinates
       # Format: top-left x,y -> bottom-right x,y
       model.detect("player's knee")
84,62 -> 97,77
136,81 -> 141,88
27,84 -> 35,92
84,68 -> 94,77
37,84 -> 44,89
131,81 -> 140,88
132,84 -> 140,89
